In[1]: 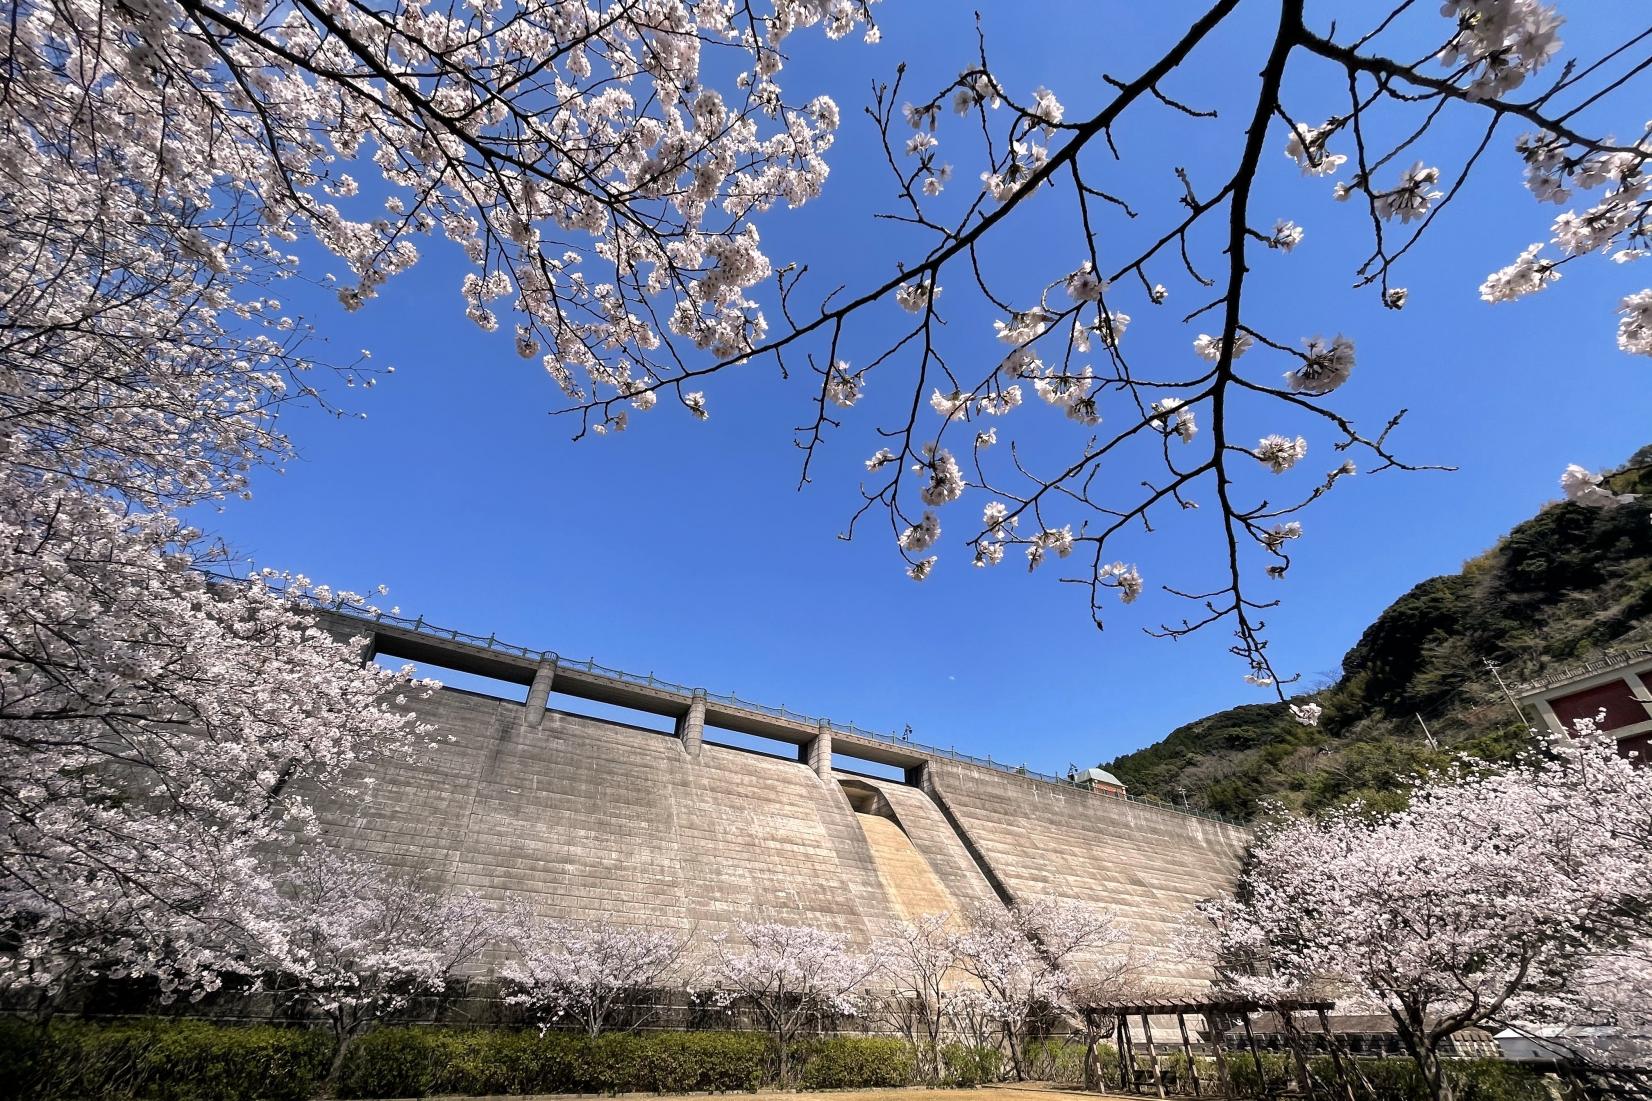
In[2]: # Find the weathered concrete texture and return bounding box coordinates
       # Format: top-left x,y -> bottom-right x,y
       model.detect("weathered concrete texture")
310,688 -> 905,957
855,814 -> 957,922
676,693 -> 706,758
861,777 -> 1001,916
305,678 -> 1246,988
922,760 -> 1250,990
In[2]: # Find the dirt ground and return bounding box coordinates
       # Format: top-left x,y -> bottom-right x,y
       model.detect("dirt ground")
413,1084 -> 1090,1101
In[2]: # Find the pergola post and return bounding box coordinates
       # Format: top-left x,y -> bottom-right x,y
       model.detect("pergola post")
1242,1012 -> 1266,1096
1178,1012 -> 1202,1097
1280,1006 -> 1316,1099
1082,1010 -> 1102,1094
1119,1015 -> 1138,1093
1141,1014 -> 1167,1099
1209,1015 -> 1232,1098
1317,1008 -> 1357,1101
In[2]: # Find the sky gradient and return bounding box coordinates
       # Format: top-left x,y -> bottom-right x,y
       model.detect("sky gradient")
204,0 -> 1652,775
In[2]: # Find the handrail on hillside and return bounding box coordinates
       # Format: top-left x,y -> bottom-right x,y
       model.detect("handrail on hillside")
1511,644 -> 1652,694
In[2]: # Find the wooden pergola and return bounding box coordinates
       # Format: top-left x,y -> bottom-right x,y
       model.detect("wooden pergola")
1079,997 -> 1355,1099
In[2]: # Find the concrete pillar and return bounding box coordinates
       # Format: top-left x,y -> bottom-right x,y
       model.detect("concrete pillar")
357,633 -> 378,667
1533,697 -> 1563,737
806,719 -> 833,779
525,660 -> 555,728
1631,672 -> 1652,721
678,691 -> 706,758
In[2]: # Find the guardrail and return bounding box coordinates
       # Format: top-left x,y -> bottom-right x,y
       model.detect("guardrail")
239,578 -> 1240,827
1511,645 -> 1652,694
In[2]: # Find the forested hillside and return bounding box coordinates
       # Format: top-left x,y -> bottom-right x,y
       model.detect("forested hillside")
1104,445 -> 1652,821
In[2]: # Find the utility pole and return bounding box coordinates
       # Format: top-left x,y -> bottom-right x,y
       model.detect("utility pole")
1415,713 -> 1437,750
1484,658 -> 1530,729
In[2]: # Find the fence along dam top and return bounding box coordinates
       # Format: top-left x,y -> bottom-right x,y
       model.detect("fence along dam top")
311,601 -> 1237,827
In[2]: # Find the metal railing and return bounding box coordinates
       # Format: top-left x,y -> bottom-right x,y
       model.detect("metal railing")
1510,644 -> 1652,694
248,580 -> 1241,827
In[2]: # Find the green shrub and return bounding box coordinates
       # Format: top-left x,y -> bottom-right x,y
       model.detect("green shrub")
336,1027 -> 444,1099
940,1042 -> 1004,1087
0,1018 -> 330,1101
1024,1037 -> 1086,1083
1225,1050 -> 1297,1098
1338,1056 -> 1421,1101
5,1018 -> 1546,1101
1449,1059 -> 1550,1101
793,1035 -> 912,1089
138,1022 -> 331,1101
637,1031 -> 769,1093
340,1027 -> 772,1097
1210,1052 -> 1548,1101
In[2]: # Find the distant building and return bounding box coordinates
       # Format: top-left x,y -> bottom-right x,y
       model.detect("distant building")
1072,766 -> 1128,796
1495,1025 -> 1652,1069
1513,647 -> 1652,762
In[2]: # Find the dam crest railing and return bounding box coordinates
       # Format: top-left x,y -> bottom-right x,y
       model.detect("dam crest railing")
248,580 -> 1240,827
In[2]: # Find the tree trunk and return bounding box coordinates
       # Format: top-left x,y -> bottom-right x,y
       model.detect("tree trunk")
324,1031 -> 356,1098
1418,1046 -> 1454,1101
1007,1021 -> 1026,1080
318,1011 -> 365,1097
1394,1017 -> 1453,1101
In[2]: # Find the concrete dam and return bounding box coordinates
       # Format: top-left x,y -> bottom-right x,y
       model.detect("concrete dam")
309,608 -> 1250,991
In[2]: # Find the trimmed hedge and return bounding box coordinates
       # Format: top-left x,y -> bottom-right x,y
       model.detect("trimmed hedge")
0,1018 -> 330,1101
0,1017 -> 1557,1100
939,1042 -> 1003,1087
793,1035 -> 913,1089
1142,1051 -> 1547,1101
339,1028 -> 772,1097
1342,1057 -> 1549,1101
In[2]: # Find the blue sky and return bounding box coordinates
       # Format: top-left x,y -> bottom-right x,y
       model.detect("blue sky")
208,1 -> 1652,774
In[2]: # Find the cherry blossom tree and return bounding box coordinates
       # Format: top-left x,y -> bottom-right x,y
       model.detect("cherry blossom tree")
708,920 -> 878,1086
876,911 -> 963,1084
498,902 -> 688,1036
1200,734 -> 1652,1101
240,846 -> 502,1089
6,0 -> 875,466
0,486 -> 428,1001
1508,727 -> 1652,1079
6,0 -> 1651,1007
950,897 -> 1125,1081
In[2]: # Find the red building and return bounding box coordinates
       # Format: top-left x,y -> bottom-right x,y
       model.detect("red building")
1514,647 -> 1652,762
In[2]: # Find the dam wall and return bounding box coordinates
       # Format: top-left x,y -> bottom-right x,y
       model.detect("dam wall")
923,762 -> 1248,987
308,607 -> 1249,991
